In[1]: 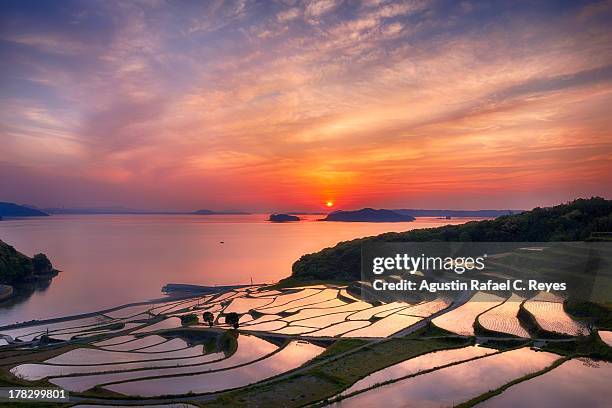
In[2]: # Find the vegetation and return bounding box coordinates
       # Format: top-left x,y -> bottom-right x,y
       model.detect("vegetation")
290,198 -> 612,282
225,312 -> 240,329
0,240 -> 57,286
565,300 -> 612,329
179,313 -> 198,326
541,334 -> 612,360
203,311 -> 214,327
269,213 -> 300,222
32,254 -> 53,275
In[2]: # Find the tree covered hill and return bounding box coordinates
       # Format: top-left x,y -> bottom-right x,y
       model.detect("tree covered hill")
290,197 -> 612,282
0,202 -> 48,217
0,240 -> 56,286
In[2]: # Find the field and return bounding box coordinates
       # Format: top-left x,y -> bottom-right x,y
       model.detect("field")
0,284 -> 609,407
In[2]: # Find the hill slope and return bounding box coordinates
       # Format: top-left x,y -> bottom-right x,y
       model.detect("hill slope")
290,197 -> 612,282
0,202 -> 48,217
0,240 -> 56,286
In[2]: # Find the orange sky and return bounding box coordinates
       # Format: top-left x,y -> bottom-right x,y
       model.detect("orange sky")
1,0 -> 611,211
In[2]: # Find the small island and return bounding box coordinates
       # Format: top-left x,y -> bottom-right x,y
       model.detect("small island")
0,240 -> 58,303
269,213 -> 300,222
322,208 -> 416,222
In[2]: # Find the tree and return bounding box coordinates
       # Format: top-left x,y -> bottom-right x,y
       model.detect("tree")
180,313 -> 198,326
225,312 -> 240,329
32,253 -> 53,274
203,311 -> 214,327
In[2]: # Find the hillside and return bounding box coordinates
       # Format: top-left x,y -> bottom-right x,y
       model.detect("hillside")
394,209 -> 521,217
0,240 -> 56,286
290,197 -> 612,282
0,202 -> 48,217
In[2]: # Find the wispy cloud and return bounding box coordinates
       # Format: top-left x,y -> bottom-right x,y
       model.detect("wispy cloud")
0,0 -> 611,210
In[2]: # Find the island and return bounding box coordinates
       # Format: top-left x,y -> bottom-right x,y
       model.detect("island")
322,208 -> 416,222
0,240 -> 58,303
194,209 -> 251,215
269,213 -> 300,222
0,202 -> 49,217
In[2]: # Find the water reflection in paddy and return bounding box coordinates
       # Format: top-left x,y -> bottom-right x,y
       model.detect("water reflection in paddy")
478,358 -> 612,407
328,348 -> 559,408
347,302 -> 405,321
597,330 -> 612,346
49,334 -> 276,392
131,317 -> 182,334
47,342 -> 204,365
1,315 -> 113,342
343,314 -> 421,338
12,345 -> 214,381
258,289 -> 339,314
96,335 -> 167,351
93,335 -> 136,347
340,346 -> 496,397
307,321 -> 371,337
104,340 -> 324,396
224,296 -> 275,314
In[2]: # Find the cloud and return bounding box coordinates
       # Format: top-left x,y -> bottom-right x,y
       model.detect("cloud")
305,0 -> 338,22
277,7 -> 301,22
0,0 -> 611,210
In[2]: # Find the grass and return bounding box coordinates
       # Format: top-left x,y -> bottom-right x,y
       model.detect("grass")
565,300 -> 612,329
309,338 -> 367,363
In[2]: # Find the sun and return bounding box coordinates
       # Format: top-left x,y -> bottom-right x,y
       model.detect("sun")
326,201 -> 334,208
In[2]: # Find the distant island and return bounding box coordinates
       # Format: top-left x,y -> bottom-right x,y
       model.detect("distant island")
44,206 -> 152,215
41,207 -> 252,215
193,209 -> 251,215
290,197 -> 612,282
0,202 -> 48,217
322,208 -> 416,222
269,213 -> 300,222
0,240 -> 58,303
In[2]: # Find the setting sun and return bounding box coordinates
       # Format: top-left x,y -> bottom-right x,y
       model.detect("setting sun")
326,201 -> 334,208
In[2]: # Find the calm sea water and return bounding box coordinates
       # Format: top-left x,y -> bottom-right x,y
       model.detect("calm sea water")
0,214 -> 477,326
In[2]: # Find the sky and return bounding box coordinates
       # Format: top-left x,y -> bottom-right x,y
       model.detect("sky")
1,0 -> 611,212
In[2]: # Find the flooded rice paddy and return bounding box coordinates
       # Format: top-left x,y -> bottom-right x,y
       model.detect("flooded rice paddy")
1,284 -> 608,405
